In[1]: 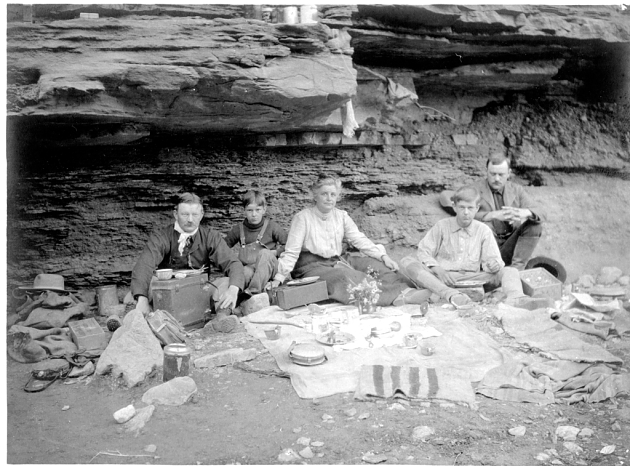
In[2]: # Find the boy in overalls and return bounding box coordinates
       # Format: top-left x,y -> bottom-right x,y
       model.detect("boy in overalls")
225,191 -> 288,297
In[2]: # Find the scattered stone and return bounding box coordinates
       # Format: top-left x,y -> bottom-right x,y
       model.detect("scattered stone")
419,402 -> 431,408
321,414 -> 333,421
597,267 -> 623,285
292,427 -> 302,434
556,426 -> 580,441
239,292 -> 270,316
95,309 -> 163,387
610,421 -> 621,431
312,399 -> 321,405
358,413 -> 370,420
142,376 -> 197,406
62,405 -> 70,411
412,426 -> 435,441
194,348 -> 257,368
278,448 -> 300,462
575,460 -> 588,466
113,404 -> 136,424
563,442 -> 583,455
439,402 -> 455,408
343,407 -> 357,417
68,361 -> 95,378
311,441 -> 324,447
296,437 -> 310,446
578,427 -> 593,438
509,426 -> 527,437
618,275 -> 630,286
362,453 -> 388,464
389,403 -> 406,411
551,460 -> 563,465
299,447 -> 314,459
575,275 -> 595,289
398,399 -> 410,406
121,405 -> 155,437
600,445 -> 615,455
536,453 -> 551,461
144,444 -> 157,453
545,449 -> 559,457
316,453 -> 324,458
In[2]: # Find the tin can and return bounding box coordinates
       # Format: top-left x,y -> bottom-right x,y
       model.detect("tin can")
97,285 -> 119,316
163,343 -> 192,382
262,7 -> 273,22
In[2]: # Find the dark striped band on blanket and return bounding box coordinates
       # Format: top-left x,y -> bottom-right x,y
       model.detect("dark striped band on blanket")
356,365 -> 473,405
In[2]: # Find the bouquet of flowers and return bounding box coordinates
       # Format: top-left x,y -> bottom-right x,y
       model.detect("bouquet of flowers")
347,276 -> 381,314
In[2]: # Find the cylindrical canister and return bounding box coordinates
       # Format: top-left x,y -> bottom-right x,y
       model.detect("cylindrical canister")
283,6 -> 298,24
262,7 -> 273,22
300,5 -> 318,23
163,343 -> 192,382
97,285 -> 119,316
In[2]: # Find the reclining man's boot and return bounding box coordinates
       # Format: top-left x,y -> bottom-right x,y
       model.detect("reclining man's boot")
510,236 -> 540,271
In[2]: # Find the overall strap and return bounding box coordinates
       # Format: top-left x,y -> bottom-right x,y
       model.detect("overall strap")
239,223 -> 247,247
255,219 -> 269,244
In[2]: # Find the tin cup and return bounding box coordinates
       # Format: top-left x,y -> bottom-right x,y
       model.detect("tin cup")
264,326 -> 281,340
420,343 -> 435,356
403,333 -> 419,348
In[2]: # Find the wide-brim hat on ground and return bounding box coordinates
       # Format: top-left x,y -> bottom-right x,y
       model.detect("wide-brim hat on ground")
525,256 -> 567,284
18,274 -> 74,294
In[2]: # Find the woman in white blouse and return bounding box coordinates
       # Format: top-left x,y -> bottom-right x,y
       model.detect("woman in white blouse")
266,174 -> 430,306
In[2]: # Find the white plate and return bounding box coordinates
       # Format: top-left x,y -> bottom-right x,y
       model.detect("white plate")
315,332 -> 355,346
172,269 -> 206,277
453,281 -> 486,288
286,276 -> 320,286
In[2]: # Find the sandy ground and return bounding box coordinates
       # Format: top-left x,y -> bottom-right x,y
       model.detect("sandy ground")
5,302 -> 630,466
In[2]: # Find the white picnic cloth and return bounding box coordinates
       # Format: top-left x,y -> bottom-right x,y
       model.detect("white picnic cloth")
242,304 -> 509,400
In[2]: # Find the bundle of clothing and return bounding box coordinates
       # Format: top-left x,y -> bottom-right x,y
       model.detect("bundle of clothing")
7,291 -> 105,364
476,305 -> 629,404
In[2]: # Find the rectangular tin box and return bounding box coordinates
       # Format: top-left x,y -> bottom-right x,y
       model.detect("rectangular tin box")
519,268 -> 562,300
68,318 -> 109,352
275,280 -> 328,310
151,273 -> 212,330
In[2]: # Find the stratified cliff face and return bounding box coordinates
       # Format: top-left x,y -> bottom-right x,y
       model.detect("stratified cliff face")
7,9 -> 356,144
5,4 -> 630,289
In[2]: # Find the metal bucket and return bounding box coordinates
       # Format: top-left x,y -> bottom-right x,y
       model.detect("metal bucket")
163,343 -> 192,382
97,285 -> 119,316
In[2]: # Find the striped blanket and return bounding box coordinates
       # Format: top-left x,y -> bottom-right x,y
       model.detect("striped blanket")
354,364 -> 476,406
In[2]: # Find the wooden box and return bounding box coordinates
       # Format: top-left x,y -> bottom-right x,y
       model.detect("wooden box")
68,318 -> 109,352
275,281 -> 328,310
152,274 -> 212,331
520,268 -> 562,300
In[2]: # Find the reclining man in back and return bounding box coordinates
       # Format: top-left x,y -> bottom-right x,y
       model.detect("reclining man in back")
131,192 -> 245,332
400,186 -> 551,309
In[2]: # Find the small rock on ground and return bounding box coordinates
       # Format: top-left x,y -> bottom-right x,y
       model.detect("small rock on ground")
299,447 -> 314,459
278,448 -> 300,462
509,426 -> 527,437
141,376 -> 197,406
412,426 -> 435,441
362,453 -> 388,464
555,425 -> 579,441
113,404 -> 136,424
144,444 -> 157,453
563,442 -> 583,455
296,437 -> 310,446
